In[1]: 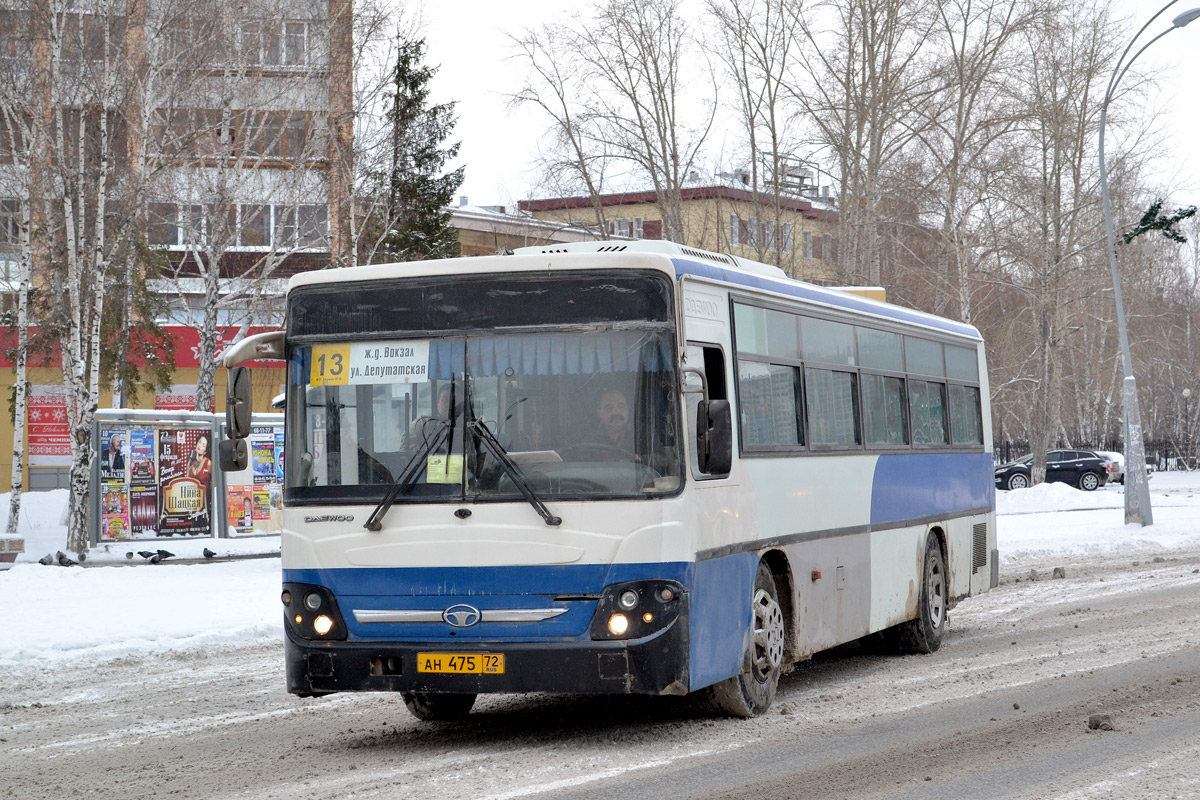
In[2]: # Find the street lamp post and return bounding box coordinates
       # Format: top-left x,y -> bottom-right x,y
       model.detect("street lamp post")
1098,2 -> 1200,526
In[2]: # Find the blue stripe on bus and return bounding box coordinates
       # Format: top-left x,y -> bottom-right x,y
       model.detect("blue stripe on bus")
284,556 -> 753,692
869,452 -> 995,525
670,258 -> 982,338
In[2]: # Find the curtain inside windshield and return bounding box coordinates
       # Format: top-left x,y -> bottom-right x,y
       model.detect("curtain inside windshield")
285,329 -> 681,503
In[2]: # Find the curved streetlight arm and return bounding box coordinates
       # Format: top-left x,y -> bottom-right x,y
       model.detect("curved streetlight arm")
1093,4 -> 1200,527
1106,0 -> 1183,103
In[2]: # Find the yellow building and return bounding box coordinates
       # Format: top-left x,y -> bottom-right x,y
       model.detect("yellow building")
519,184 -> 840,283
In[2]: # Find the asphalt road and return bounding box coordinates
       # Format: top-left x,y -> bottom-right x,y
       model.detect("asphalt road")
4,547 -> 1199,800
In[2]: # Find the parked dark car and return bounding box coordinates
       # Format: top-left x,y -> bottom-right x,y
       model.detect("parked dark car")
994,449 -> 1113,491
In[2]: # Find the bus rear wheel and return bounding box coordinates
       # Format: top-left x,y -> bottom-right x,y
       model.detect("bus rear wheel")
402,691 -> 477,721
708,561 -> 785,718
897,534 -> 947,655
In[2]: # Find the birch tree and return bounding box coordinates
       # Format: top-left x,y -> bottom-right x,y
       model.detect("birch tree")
789,0 -> 941,284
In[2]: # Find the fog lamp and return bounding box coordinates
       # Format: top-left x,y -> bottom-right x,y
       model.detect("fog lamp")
281,591 -> 292,605
313,615 -> 334,636
658,587 -> 674,602
304,592 -> 323,611
618,590 -> 639,610
607,613 -> 629,635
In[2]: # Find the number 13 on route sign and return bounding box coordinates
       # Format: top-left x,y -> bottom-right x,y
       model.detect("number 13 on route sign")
310,344 -> 351,386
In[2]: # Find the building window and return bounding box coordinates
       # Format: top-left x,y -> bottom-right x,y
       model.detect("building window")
633,217 -> 644,239
240,205 -> 272,247
613,217 -> 630,237
822,233 -> 833,262
782,223 -> 793,254
802,230 -> 813,259
747,217 -> 758,249
242,20 -> 310,68
764,222 -> 776,252
0,198 -> 21,245
730,214 -> 739,247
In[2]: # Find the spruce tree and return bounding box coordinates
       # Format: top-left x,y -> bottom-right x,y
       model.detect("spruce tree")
381,37 -> 465,261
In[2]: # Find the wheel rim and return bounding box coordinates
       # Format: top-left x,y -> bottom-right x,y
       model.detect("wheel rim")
751,587 -> 785,682
1010,474 -> 1028,489
1082,473 -> 1098,490
925,554 -> 945,629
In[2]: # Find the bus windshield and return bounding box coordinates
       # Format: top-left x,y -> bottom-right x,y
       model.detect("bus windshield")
285,329 -> 682,504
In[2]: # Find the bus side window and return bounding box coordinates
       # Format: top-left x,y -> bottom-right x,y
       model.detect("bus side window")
686,343 -> 729,479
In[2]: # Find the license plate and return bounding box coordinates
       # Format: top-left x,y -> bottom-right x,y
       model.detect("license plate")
416,653 -> 505,675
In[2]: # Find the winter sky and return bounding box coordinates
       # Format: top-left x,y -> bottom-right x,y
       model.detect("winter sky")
422,0 -> 1200,210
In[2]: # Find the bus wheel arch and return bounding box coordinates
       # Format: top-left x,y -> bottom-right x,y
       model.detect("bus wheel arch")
760,549 -> 798,668
707,558 -> 786,718
897,529 -> 948,655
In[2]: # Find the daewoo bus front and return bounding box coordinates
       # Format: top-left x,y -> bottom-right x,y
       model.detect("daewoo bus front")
224,265 -> 732,721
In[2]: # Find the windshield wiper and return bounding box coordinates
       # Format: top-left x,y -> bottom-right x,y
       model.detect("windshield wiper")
363,421 -> 449,532
464,376 -> 562,527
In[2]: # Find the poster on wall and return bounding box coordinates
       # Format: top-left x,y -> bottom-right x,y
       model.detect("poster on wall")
157,428 -> 213,536
274,431 -> 285,482
130,485 -> 159,537
100,482 -> 131,539
251,428 -> 276,485
129,430 -> 156,484
28,386 -> 71,467
99,429 -> 127,481
226,485 -> 255,532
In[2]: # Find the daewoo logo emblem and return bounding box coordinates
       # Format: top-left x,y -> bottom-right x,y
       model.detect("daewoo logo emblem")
442,604 -> 482,628
304,515 -> 354,523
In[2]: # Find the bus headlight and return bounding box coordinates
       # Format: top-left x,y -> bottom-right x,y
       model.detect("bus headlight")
589,579 -> 685,640
282,582 -> 348,641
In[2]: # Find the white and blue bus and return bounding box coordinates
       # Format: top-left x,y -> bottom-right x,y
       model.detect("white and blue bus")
221,240 -> 996,720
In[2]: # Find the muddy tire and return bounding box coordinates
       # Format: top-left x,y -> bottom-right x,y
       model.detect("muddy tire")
708,562 -> 785,718
897,534 -> 947,655
402,691 -> 477,721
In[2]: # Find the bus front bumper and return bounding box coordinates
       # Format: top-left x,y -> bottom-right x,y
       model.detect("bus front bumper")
285,609 -> 690,698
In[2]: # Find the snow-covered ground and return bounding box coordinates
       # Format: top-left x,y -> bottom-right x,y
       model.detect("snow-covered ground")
3,473 -> 1200,668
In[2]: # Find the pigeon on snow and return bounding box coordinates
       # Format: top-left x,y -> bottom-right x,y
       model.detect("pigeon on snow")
55,551 -> 78,567
148,550 -> 175,564
137,550 -> 156,560
203,548 -> 216,559
37,553 -> 54,565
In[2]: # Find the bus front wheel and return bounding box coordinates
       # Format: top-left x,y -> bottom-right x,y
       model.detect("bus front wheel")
708,561 -> 785,718
898,534 -> 947,655
402,691 -> 477,721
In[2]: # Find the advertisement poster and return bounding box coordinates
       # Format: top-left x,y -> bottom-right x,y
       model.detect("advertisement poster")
227,485 -> 255,532
274,431 -> 285,481
158,428 -> 212,536
99,428 -> 127,481
129,430 -> 156,485
251,428 -> 276,485
100,482 -> 130,539
253,487 -> 271,521
28,386 -> 71,467
130,485 -> 159,537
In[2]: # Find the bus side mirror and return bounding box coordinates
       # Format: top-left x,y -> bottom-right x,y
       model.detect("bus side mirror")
227,366 -> 252,439
219,438 -> 249,472
696,399 -> 732,475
